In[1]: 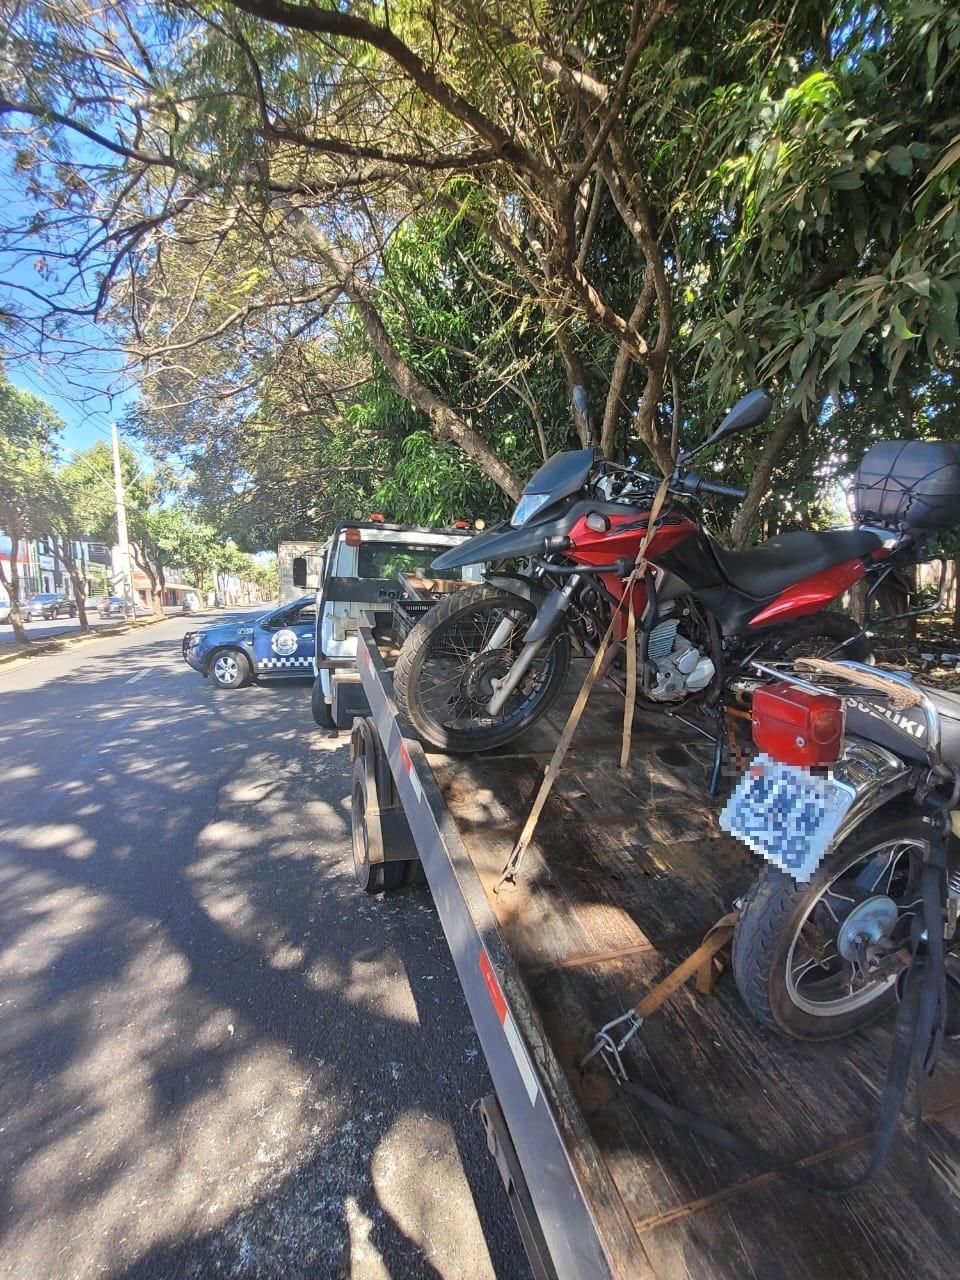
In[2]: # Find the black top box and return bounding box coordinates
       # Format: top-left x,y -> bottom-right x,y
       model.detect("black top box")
852,440 -> 960,531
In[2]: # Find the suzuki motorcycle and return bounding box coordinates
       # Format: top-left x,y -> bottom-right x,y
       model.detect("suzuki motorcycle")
724,659 -> 960,1041
394,389 -> 930,759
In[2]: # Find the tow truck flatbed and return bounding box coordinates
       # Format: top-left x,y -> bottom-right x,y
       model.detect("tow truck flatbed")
351,615 -> 960,1280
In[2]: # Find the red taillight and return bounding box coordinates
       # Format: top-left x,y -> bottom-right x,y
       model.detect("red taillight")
752,681 -> 844,766
344,527 -> 362,546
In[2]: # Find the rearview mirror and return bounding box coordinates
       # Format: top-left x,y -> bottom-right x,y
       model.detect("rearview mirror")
292,556 -> 307,588
711,389 -> 773,442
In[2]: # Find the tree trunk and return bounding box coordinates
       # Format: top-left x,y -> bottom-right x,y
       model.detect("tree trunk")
52,535 -> 90,631
130,543 -> 160,616
0,518 -> 29,644
729,406 -> 804,549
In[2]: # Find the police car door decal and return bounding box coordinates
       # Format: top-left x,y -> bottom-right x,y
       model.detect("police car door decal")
256,614 -> 315,671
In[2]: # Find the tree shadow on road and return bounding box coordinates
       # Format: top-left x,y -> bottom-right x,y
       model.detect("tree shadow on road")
0,637 -> 529,1280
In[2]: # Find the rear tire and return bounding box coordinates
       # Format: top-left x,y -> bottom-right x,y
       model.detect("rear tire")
311,674 -> 336,728
733,814 -> 925,1039
753,611 -> 872,665
394,583 -> 570,753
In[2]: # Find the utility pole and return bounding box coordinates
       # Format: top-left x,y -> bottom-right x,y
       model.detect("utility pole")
111,422 -> 135,620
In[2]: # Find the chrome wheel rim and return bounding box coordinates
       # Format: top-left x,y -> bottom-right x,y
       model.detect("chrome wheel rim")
214,654 -> 238,684
784,837 -> 925,1018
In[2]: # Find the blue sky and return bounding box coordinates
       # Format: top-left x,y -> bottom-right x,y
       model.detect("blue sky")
0,137 -> 142,458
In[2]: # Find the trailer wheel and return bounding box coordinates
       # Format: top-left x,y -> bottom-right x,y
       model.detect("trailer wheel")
351,756 -> 406,893
350,716 -> 421,894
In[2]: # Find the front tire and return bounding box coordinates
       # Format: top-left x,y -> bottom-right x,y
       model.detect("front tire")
394,583 -> 570,753
732,814 -> 926,1039
209,648 -> 251,689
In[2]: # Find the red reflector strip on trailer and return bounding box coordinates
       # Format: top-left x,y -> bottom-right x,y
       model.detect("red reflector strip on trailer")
399,742 -> 423,803
479,950 -> 539,1104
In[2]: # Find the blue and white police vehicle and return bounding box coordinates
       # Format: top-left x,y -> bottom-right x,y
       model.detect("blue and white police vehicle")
182,596 -> 317,689
182,519 -> 480,701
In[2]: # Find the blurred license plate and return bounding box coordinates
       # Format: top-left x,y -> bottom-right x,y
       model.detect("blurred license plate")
720,755 -> 856,882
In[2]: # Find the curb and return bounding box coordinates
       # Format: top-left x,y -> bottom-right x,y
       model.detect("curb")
0,612 -> 170,667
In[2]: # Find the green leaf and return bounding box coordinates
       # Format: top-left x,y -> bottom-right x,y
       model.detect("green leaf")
901,271 -> 931,297
885,145 -> 913,176
889,305 -> 919,340
825,321 -> 866,370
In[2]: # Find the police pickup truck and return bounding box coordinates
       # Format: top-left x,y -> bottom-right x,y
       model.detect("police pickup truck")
182,520 -> 479,710
182,595 -> 318,688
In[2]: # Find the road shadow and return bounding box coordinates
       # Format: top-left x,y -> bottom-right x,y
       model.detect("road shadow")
0,637 -> 529,1279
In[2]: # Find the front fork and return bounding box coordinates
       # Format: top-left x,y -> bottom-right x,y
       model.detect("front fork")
485,574 -> 582,716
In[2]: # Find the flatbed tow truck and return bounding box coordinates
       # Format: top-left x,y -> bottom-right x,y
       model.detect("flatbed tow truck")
349,610 -> 960,1280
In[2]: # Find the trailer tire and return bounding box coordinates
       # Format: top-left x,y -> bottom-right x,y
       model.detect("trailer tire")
351,754 -> 406,893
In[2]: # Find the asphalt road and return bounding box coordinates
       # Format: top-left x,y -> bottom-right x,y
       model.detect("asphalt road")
0,610 -> 530,1280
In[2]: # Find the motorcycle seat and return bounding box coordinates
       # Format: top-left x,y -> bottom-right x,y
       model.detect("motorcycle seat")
845,684 -> 960,768
712,529 -> 884,599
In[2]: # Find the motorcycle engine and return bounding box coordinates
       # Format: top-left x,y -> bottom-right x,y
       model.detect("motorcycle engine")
644,614 -> 716,702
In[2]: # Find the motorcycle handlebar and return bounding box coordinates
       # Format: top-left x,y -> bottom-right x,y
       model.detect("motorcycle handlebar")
677,472 -> 747,500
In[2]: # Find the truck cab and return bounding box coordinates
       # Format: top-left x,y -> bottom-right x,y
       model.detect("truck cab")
308,520 -> 481,728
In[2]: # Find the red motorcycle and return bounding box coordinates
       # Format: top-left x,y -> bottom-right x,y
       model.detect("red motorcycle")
394,390 -> 957,773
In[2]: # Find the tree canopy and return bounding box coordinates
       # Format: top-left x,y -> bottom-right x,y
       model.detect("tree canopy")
0,0 -> 957,547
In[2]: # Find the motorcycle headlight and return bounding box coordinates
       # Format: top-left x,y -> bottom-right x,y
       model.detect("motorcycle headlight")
510,492 -> 551,528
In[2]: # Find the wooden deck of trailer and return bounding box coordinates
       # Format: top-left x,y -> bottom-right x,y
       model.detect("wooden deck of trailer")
425,664 -> 960,1279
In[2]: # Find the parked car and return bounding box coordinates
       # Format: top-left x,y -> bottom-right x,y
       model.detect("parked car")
26,593 -> 77,620
182,596 -> 317,688
98,596 -> 147,619
182,592 -> 200,613
0,600 -> 10,624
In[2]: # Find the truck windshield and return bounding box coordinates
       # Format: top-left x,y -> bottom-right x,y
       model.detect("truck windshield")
356,543 -> 462,581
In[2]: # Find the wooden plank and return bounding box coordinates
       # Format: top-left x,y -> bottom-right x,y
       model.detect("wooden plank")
427,679 -> 960,1277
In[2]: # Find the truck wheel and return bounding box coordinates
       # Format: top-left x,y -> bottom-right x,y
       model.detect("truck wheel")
209,648 -> 251,689
351,755 -> 405,893
311,675 -> 335,728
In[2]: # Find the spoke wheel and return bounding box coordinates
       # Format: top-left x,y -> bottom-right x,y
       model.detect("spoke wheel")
733,814 -> 926,1039
753,612 -> 873,665
784,838 -> 922,1019
394,584 -> 570,753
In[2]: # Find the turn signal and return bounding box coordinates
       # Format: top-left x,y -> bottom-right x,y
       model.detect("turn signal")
585,512 -> 610,533
752,682 -> 844,766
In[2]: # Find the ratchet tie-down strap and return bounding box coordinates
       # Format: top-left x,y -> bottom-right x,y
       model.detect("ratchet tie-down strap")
588,823 -> 949,1193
